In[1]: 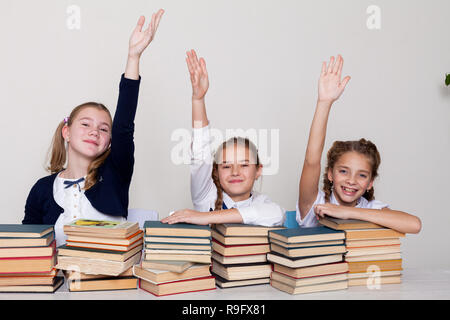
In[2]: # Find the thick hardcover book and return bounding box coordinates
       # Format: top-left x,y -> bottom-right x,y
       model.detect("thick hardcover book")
138,276 -> 216,297
66,230 -> 144,246
267,252 -> 344,269
344,229 -> 405,240
0,276 -> 63,293
144,221 -> 211,238
58,243 -> 142,262
140,260 -> 195,273
270,278 -> 348,295
211,260 -> 272,281
319,217 -> 383,230
212,230 -> 268,245
0,232 -> 55,248
0,254 -> 56,274
0,224 -> 54,238
0,240 -> 56,258
133,264 -> 211,283
214,224 -> 284,237
212,239 -> 270,257
272,262 -> 349,279
63,219 -> 139,237
269,226 -> 345,244
271,271 -> 348,288
145,235 -> 211,244
212,273 -> 269,288
270,243 -> 346,258
67,276 -> 138,292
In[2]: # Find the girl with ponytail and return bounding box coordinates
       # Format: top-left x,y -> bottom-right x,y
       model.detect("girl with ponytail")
162,50 -> 285,226
297,55 -> 421,234
23,10 -> 165,245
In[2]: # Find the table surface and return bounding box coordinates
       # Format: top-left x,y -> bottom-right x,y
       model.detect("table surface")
0,267 -> 449,300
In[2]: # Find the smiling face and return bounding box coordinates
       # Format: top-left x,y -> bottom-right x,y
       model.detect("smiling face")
62,106 -> 112,161
328,151 -> 374,207
215,141 -> 262,203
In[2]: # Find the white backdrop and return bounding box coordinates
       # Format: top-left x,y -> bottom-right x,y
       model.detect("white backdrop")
1,0 -> 449,269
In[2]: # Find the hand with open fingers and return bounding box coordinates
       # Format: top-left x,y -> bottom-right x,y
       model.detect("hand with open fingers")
128,9 -> 164,59
318,55 -> 351,103
314,203 -> 354,220
160,209 -> 211,225
186,49 -> 209,100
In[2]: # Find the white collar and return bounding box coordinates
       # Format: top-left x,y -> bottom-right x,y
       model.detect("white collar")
222,192 -> 254,209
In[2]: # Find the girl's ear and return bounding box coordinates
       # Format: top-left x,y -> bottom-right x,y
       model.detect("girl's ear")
367,179 -> 374,191
327,168 -> 333,183
255,164 -> 263,180
61,125 -> 69,142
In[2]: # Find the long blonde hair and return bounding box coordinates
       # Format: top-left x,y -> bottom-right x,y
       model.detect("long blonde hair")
47,102 -> 112,190
211,137 -> 261,210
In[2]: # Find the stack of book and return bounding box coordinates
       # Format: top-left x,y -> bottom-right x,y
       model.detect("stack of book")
319,217 -> 404,287
211,224 -> 281,288
56,219 -> 143,291
134,221 -> 215,296
267,226 -> 348,295
0,224 -> 63,293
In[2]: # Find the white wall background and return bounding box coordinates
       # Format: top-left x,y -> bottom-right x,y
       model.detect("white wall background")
1,0 -> 449,269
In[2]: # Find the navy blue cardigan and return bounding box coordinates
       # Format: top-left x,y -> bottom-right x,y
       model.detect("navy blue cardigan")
23,74 -> 141,225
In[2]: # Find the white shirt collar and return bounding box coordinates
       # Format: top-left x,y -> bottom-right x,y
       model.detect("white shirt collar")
222,192 -> 254,209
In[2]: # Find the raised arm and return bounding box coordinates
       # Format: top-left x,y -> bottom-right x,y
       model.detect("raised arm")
298,55 -> 350,219
125,10 -> 164,80
186,50 -> 209,128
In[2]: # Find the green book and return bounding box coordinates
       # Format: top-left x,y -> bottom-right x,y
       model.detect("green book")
0,232 -> 55,248
144,221 -> 211,238
0,224 -> 54,238
269,226 -> 345,244
58,243 -> 143,262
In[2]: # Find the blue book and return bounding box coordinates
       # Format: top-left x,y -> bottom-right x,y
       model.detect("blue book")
0,224 -> 54,238
144,221 -> 211,238
269,226 -> 345,244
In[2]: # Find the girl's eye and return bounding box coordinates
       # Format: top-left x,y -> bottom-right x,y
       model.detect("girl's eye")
100,128 -> 109,133
81,123 -> 89,127
360,174 -> 367,178
241,164 -> 249,168
339,170 -> 347,174
222,165 -> 231,169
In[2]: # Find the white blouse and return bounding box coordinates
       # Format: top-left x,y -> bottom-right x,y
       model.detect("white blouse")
190,124 -> 285,227
53,174 -> 125,246
296,189 -> 389,228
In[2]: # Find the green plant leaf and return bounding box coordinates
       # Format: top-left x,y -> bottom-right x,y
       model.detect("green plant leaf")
446,73 -> 450,86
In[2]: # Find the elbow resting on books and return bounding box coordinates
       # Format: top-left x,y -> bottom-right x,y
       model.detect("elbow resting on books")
315,204 -> 422,234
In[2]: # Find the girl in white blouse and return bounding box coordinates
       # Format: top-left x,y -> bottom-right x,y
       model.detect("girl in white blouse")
296,55 -> 421,234
162,50 -> 285,227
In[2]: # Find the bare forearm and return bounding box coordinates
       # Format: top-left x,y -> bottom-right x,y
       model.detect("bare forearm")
304,100 -> 333,165
125,56 -> 140,80
207,209 -> 243,224
192,98 -> 209,128
349,207 -> 422,234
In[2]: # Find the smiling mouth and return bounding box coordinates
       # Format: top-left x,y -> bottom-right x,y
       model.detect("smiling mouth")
84,140 -> 99,146
341,186 -> 358,195
229,179 -> 244,184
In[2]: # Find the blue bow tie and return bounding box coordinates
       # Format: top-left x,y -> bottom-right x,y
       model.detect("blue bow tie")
63,177 -> 85,191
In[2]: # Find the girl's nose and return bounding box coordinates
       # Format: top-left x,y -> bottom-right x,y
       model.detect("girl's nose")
231,164 -> 240,175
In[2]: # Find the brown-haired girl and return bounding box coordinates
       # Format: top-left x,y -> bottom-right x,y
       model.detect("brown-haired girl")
23,10 -> 165,245
162,50 -> 285,226
297,55 -> 421,234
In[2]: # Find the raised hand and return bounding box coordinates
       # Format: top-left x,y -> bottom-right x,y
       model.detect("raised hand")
128,9 -> 164,59
318,55 -> 351,103
186,50 -> 209,100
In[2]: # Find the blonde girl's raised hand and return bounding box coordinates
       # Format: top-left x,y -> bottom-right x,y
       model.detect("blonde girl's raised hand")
186,50 -> 209,101
318,55 -> 351,103
125,9 -> 164,80
128,10 -> 164,59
